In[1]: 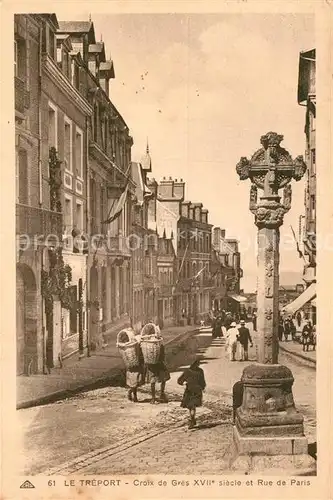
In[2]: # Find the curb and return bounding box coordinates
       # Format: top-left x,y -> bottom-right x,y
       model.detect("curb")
17,327 -> 199,410
279,343 -> 316,366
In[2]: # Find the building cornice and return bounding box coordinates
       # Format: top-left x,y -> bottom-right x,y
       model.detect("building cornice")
42,54 -> 93,117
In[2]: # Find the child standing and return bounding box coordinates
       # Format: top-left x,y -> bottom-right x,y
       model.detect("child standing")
177,358 -> 206,429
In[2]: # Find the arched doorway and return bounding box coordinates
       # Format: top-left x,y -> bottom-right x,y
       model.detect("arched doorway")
89,266 -> 99,350
16,264 -> 37,375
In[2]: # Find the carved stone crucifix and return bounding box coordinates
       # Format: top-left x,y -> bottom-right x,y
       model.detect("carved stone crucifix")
236,132 -> 306,363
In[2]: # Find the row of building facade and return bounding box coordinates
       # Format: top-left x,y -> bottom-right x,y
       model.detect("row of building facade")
289,48 -> 316,324
15,13 -> 243,375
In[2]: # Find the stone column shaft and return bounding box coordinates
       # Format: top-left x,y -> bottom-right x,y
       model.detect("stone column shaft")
256,226 -> 279,364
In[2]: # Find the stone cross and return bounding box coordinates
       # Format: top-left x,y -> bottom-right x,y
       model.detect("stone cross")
236,132 -> 306,363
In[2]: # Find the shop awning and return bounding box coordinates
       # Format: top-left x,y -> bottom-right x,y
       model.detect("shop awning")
282,282 -> 316,315
228,294 -> 247,303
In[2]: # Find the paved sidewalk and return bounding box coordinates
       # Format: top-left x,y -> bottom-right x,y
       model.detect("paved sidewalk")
279,339 -> 316,365
17,325 -> 198,409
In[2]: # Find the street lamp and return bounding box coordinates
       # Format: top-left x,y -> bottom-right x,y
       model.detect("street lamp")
232,132 -> 315,473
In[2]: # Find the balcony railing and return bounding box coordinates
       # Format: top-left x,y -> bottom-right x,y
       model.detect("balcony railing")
16,204 -> 63,239
15,77 -> 30,113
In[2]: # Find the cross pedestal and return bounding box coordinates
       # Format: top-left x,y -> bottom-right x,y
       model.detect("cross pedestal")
231,132 -> 315,474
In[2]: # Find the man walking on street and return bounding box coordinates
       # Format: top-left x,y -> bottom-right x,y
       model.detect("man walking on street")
238,320 -> 253,361
225,322 -> 239,361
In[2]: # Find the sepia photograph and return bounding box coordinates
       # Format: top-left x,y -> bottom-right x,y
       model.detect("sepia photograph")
1,0 -> 332,497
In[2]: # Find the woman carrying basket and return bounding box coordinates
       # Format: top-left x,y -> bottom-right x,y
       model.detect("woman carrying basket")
117,328 -> 144,403
141,323 -> 170,404
126,337 -> 145,403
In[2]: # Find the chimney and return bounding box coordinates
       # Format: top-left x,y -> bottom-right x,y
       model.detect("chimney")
193,203 -> 203,222
158,176 -> 174,198
181,201 -> 191,218
173,178 -> 185,200
201,208 -> 208,224
189,203 -> 195,219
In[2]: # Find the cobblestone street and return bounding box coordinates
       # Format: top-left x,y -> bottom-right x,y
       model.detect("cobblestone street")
18,328 -> 316,476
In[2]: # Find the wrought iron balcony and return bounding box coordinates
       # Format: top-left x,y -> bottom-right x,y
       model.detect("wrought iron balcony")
15,77 -> 30,113
16,204 -> 63,240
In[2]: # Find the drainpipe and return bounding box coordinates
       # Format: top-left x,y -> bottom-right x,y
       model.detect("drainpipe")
86,116 -> 91,357
37,22 -> 47,373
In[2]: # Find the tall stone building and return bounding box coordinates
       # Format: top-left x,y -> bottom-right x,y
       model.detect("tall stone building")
147,176 -> 213,325
57,20 -> 134,350
15,13 -> 135,374
290,48 -> 316,323
212,227 -> 244,315
15,14 -> 65,374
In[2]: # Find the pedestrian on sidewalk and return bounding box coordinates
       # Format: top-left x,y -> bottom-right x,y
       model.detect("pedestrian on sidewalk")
237,320 -> 253,361
232,380 -> 244,424
284,318 -> 291,342
142,324 -> 170,404
225,322 -> 239,361
252,311 -> 257,332
302,320 -> 313,352
278,318 -> 284,342
177,357 -> 206,429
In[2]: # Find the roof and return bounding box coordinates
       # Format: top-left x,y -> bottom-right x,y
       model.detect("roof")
297,48 -> 316,105
141,143 -> 152,172
282,282 -> 316,315
100,60 -> 115,79
58,20 -> 96,44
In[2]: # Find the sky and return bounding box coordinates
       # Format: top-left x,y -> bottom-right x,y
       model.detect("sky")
59,11 -> 315,291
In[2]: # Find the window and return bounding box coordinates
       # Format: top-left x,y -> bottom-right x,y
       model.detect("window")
311,149 -> 316,174
75,128 -> 83,179
64,117 -> 72,172
69,285 -> 78,334
57,47 -> 62,64
311,114 -> 316,132
48,28 -> 55,60
71,60 -> 80,89
48,102 -> 57,149
14,40 -> 17,76
76,200 -> 83,232
14,37 -> 26,80
64,195 -> 73,232
93,105 -> 98,142
104,117 -> 108,152
17,149 -> 28,204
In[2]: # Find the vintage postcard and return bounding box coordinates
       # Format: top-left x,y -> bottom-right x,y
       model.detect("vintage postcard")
1,0 -> 332,499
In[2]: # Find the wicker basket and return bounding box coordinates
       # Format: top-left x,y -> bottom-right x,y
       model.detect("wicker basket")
140,338 -> 162,364
141,323 -> 159,337
117,329 -> 140,369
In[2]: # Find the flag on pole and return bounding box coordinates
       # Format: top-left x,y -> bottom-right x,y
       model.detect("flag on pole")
102,182 -> 129,224
191,263 -> 207,282
290,225 -> 305,260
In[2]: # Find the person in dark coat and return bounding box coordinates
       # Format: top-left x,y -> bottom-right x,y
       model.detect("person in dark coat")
278,319 -> 284,342
232,380 -> 244,424
237,320 -> 253,361
177,358 -> 206,429
252,311 -> 257,332
302,320 -> 313,352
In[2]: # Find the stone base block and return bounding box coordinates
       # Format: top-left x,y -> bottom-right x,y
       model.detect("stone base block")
234,425 -> 308,455
230,453 -> 317,476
